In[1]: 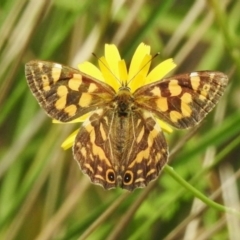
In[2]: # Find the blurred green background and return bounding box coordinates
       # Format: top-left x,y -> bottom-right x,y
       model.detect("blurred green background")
1,0 -> 240,239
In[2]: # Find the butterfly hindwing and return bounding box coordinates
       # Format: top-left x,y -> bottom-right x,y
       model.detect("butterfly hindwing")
73,107 -> 168,191
73,108 -> 117,190
120,109 -> 168,191
134,71 -> 228,129
25,60 -> 115,122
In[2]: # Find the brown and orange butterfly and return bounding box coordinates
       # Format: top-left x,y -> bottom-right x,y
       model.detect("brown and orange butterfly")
25,60 -> 228,191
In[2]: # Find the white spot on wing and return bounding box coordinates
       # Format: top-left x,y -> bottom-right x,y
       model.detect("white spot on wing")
53,63 -> 62,69
190,72 -> 198,77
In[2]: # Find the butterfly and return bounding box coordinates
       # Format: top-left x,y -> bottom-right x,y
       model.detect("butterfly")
25,60 -> 228,191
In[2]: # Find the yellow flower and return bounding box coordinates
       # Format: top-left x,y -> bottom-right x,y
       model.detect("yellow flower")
56,43 -> 176,150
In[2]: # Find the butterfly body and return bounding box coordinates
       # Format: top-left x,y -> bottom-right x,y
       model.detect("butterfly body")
25,60 -> 228,191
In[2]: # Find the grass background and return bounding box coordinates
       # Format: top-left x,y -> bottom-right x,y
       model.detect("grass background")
1,0 -> 240,239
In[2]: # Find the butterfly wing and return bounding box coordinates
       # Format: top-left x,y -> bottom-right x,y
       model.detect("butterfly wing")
133,71 -> 228,129
73,107 -> 168,191
119,109 -> 168,191
73,108 -> 118,190
25,60 -> 116,122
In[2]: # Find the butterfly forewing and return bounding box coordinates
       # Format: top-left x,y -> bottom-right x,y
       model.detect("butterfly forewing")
134,71 -> 228,129
25,60 -> 115,122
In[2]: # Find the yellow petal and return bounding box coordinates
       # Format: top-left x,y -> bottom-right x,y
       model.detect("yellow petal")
78,61 -> 104,81
146,58 -> 176,84
61,129 -> 79,150
128,43 -> 150,81
118,60 -> 128,84
105,44 -> 121,80
52,119 -> 64,124
99,56 -> 119,91
128,54 -> 151,92
157,119 -> 173,133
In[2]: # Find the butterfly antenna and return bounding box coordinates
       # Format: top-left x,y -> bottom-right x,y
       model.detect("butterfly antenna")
127,52 -> 160,86
92,53 -> 122,86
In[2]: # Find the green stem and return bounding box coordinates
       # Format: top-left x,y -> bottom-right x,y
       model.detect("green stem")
164,164 -> 240,217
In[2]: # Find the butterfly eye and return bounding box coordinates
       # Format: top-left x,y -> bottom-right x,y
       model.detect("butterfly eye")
123,171 -> 134,185
106,169 -> 115,183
